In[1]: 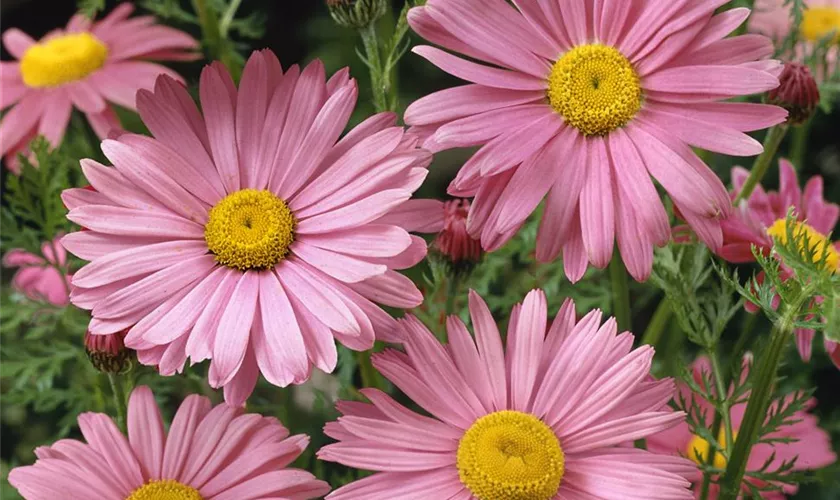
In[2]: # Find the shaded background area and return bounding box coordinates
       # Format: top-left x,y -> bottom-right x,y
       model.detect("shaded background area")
1,1 -> 839,499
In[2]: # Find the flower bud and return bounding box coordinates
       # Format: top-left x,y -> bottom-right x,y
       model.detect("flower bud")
85,329 -> 131,374
327,0 -> 387,29
767,62 -> 820,125
431,199 -> 483,275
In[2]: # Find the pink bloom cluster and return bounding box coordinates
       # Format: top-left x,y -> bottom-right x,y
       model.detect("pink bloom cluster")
3,237 -> 71,306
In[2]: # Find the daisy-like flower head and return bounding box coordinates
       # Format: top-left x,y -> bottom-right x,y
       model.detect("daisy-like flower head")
405,0 -> 788,282
750,0 -> 840,81
61,49 -> 431,405
648,357 -> 837,498
720,159 -> 840,368
318,289 -> 697,499
2,236 -> 71,306
0,4 -> 199,172
8,385 -> 331,500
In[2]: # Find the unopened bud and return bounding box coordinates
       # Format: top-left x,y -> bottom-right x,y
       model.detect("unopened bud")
327,0 -> 387,29
767,62 -> 820,125
85,329 -> 131,374
431,199 -> 483,276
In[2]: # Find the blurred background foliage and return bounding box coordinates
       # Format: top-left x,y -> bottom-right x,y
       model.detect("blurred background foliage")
1,0 -> 839,498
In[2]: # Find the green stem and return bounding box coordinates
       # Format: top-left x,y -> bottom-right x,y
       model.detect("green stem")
49,239 -> 72,300
355,351 -> 382,391
640,298 -> 672,347
790,120 -> 811,169
699,411 -> 724,500
734,124 -> 789,205
709,350 -> 734,458
107,373 -> 127,432
718,289 -> 811,500
445,275 -> 459,317
360,23 -> 387,112
192,0 -> 222,58
218,0 -> 243,37
609,255 -> 632,332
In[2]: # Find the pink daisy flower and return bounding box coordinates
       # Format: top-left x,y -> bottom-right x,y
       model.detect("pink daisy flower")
382,198 -> 482,265
8,385 -> 330,499
0,3 -> 199,172
61,49 -> 430,405
647,357 -> 837,498
404,0 -> 788,282
2,236 -> 72,306
749,0 -> 840,81
318,289 -> 697,499
719,160 -> 840,368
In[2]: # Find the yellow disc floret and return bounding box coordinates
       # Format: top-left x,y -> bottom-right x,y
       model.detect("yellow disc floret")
687,430 -> 735,470
548,44 -> 642,136
20,33 -> 108,88
125,479 -> 203,500
800,7 -> 840,43
767,219 -> 839,272
456,410 -> 564,500
204,189 -> 296,271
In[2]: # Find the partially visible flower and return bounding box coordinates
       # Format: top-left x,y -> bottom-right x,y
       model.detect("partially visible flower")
405,0 -> 787,282
85,329 -> 131,373
2,236 -> 71,306
382,198 -> 482,272
767,62 -> 821,125
648,357 -> 836,498
61,50 -> 429,406
0,4 -> 199,171
327,0 -> 387,29
749,0 -> 840,81
319,289 -> 696,499
8,385 -> 331,499
719,160 -> 840,367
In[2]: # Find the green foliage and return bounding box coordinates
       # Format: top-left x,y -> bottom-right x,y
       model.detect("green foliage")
2,138 -> 79,253
651,244 -> 743,348
76,0 -> 105,18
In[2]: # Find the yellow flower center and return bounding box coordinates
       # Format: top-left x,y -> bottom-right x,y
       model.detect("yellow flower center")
767,219 -> 839,272
800,7 -> 840,43
456,410 -> 565,500
687,430 -> 736,470
125,479 -> 203,500
204,189 -> 296,271
547,44 -> 642,137
20,32 -> 108,88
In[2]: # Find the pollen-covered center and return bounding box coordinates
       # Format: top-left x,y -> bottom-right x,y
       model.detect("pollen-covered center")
204,189 -> 296,271
20,33 -> 108,88
548,44 -> 642,136
456,410 -> 565,500
767,219 -> 839,272
801,7 -> 840,43
125,479 -> 203,500
687,430 -> 735,469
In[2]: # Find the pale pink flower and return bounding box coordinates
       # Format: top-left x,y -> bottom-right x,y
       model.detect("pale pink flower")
61,49 -> 430,405
383,198 -> 482,264
749,0 -> 840,81
319,289 -> 697,499
0,3 -> 199,171
405,0 -> 788,282
8,385 -> 330,499
2,236 -> 71,306
720,160 -> 840,368
647,357 -> 837,498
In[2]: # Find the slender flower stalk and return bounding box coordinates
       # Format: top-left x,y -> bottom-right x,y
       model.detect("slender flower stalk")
734,124 -> 789,205
609,254 -> 632,332
718,286 -> 815,500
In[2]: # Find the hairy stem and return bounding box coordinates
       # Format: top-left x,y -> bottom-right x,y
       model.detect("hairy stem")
718,288 -> 812,499
609,255 -> 632,332
734,124 -> 789,205
790,120 -> 811,170
640,298 -> 672,347
107,373 -> 127,432
360,23 -> 387,112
